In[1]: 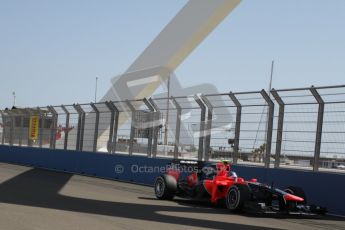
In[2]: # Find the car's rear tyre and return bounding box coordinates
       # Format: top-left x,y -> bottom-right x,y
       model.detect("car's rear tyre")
226,184 -> 250,211
284,186 -> 307,204
154,175 -> 177,200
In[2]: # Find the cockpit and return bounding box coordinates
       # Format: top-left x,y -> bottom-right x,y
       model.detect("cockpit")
201,163 -> 238,179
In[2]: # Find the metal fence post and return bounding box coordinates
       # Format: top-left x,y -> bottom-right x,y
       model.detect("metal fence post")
126,100 -> 136,155
149,98 -> 160,158
0,111 -> 4,145
73,104 -> 85,151
260,90 -> 274,168
8,115 -> 14,146
201,95 -> 213,161
171,97 -> 182,159
61,105 -> 70,150
310,87 -> 324,171
18,111 -> 24,147
90,103 -> 100,152
229,92 -> 241,164
194,95 -> 206,161
37,107 -> 45,148
73,105 -> 81,151
80,106 -> 86,151
105,101 -> 119,154
143,98 -> 155,157
9,114 -> 14,146
112,103 -> 120,154
26,110 -> 33,147
105,101 -> 115,153
271,89 -> 285,168
47,106 -> 58,150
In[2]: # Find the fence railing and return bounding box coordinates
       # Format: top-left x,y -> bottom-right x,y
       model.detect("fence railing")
1,85 -> 345,172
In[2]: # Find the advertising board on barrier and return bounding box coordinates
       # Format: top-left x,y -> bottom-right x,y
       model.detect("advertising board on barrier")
29,116 -> 39,140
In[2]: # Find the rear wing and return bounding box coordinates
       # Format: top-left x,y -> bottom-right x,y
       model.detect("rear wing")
170,159 -> 206,172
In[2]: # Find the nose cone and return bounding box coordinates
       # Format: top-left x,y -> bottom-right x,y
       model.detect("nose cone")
284,193 -> 304,202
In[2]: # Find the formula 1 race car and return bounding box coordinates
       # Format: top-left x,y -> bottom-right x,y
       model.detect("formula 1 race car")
154,160 -> 326,214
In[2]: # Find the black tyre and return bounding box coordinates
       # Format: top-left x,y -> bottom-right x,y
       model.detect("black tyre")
226,184 -> 251,211
284,186 -> 307,204
154,175 -> 177,200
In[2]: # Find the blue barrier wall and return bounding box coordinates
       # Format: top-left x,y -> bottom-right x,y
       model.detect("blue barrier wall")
0,145 -> 171,185
232,165 -> 345,216
0,145 -> 344,216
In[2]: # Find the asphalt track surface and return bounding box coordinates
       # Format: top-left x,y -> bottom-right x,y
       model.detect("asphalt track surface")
0,163 -> 344,230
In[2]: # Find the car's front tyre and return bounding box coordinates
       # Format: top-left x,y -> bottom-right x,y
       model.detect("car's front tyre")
226,184 -> 250,211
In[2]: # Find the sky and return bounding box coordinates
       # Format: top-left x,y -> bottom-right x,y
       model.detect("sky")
1,0 -> 345,109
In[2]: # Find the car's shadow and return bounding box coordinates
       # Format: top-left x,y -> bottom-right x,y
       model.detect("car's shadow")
0,168 -> 280,230
138,196 -> 345,221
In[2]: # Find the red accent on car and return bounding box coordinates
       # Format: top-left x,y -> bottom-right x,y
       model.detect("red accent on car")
203,162 -> 246,203
237,178 -> 244,183
284,193 -> 304,202
187,172 -> 198,187
167,168 -> 180,181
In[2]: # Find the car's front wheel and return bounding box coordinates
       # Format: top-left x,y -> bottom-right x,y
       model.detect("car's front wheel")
226,184 -> 250,211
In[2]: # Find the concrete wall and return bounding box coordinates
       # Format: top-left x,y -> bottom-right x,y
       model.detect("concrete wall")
0,145 -> 344,216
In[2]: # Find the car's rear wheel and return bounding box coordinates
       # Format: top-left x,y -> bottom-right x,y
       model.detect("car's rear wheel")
154,175 -> 177,200
226,184 -> 250,211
